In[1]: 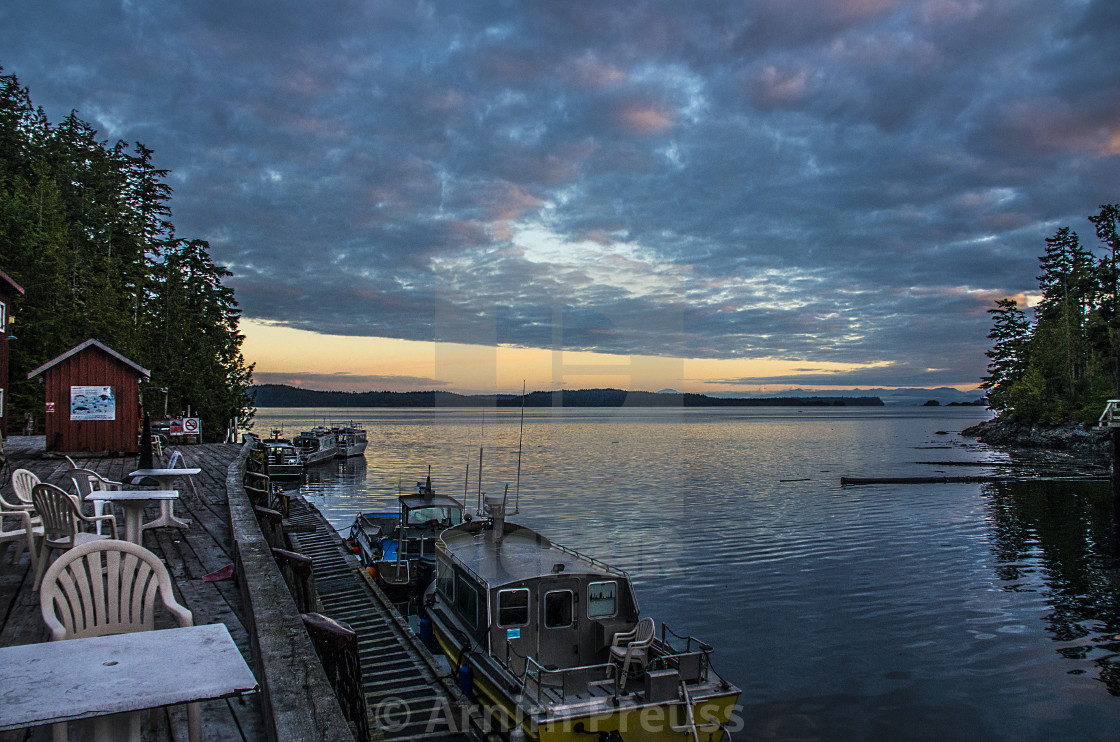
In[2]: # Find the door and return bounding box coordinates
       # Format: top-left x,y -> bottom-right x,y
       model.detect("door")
537,578 -> 580,669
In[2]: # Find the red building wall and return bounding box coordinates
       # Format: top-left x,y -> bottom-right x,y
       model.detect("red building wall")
42,347 -> 144,453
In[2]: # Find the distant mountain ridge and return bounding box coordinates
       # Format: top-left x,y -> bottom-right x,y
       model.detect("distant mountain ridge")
250,384 -> 886,408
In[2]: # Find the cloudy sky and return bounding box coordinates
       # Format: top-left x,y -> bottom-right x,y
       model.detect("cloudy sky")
2,0 -> 1118,394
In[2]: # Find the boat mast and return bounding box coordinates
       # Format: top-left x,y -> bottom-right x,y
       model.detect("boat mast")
514,381 -> 525,513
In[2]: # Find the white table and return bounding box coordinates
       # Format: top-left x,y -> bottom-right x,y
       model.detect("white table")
128,468 -> 200,530
0,623 -> 258,740
87,490 -> 178,545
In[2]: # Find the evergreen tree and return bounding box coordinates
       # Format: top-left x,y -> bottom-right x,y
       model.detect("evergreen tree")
980,298 -> 1031,411
0,68 -> 254,440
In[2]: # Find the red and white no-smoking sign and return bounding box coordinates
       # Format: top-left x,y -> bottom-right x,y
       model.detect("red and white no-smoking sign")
171,418 -> 201,436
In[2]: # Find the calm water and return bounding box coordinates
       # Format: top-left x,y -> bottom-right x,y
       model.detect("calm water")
253,406 -> 1120,740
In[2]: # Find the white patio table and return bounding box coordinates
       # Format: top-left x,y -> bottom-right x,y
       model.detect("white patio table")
86,490 -> 178,545
0,623 -> 258,741
128,467 -> 201,530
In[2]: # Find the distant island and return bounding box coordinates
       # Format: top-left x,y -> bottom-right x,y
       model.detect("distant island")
250,384 -> 885,408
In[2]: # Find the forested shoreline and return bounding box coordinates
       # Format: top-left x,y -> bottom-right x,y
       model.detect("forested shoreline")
250,384 -> 885,408
0,69 -> 254,439
968,204 -> 1120,454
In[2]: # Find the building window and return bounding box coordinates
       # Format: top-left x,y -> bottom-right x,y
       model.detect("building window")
498,589 -> 529,627
587,581 -> 617,618
544,590 -> 574,629
0,301 -> 6,333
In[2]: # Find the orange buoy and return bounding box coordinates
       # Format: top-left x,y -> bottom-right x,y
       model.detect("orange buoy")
366,566 -> 378,579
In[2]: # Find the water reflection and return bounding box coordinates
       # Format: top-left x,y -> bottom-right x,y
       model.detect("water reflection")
984,479 -> 1120,694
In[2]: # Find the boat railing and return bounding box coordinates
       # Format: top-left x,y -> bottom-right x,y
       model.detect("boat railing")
649,623 -> 732,688
547,541 -> 630,579
515,650 -> 619,704
435,537 -> 490,587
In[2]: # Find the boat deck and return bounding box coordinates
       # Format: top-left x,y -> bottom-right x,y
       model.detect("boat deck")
0,436 -> 266,742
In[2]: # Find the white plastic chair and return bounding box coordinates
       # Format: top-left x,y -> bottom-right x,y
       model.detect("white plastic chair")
0,510 -> 40,574
2,470 -> 42,565
39,539 -> 200,742
30,482 -> 118,591
167,450 -> 199,496
608,616 -> 656,689
11,467 -> 41,508
68,467 -> 122,535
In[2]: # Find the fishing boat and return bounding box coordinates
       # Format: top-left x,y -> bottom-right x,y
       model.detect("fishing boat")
331,423 -> 368,457
292,426 -> 339,466
423,495 -> 741,741
261,432 -> 303,479
348,474 -> 467,591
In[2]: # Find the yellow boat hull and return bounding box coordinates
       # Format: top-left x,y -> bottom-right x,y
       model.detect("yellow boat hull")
434,625 -> 740,741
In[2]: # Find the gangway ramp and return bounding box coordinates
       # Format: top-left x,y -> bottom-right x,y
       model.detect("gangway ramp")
285,497 -> 491,741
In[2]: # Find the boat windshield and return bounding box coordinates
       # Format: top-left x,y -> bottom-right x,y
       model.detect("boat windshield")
405,506 -> 463,527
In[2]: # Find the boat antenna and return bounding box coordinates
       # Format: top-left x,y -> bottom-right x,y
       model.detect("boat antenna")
514,381 -> 525,513
477,408 -> 485,513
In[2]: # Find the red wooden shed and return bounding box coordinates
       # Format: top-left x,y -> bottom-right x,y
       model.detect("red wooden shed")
27,339 -> 150,454
0,268 -> 26,437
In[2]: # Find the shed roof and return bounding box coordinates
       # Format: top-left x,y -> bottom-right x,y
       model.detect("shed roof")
28,339 -> 151,380
0,268 -> 25,297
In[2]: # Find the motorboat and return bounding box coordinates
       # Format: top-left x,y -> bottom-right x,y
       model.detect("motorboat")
292,426 -> 339,466
331,423 -> 368,457
348,474 -> 466,591
423,495 -> 741,741
261,432 -> 303,479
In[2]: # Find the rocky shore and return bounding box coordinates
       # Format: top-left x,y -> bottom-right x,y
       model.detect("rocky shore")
962,415 -> 1112,463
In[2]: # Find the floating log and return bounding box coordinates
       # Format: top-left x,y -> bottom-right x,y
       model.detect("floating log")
840,475 -> 1109,486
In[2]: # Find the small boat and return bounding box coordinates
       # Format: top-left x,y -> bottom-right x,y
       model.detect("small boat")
261,432 -> 303,479
348,474 -> 466,591
331,423 -> 368,458
423,495 -> 741,741
292,426 -> 339,466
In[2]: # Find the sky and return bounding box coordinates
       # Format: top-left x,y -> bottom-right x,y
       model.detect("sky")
2,0 -> 1118,396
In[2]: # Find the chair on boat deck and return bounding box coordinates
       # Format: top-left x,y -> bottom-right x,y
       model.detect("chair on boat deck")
68,467 -> 123,536
31,482 -> 118,591
608,616 -> 656,689
39,539 -> 200,742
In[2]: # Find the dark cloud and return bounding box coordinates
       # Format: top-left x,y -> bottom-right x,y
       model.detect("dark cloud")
2,0 -> 1117,390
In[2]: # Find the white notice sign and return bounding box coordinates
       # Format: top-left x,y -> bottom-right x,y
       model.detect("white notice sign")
70,386 -> 116,421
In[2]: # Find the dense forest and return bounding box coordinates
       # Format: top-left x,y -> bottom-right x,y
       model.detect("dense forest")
982,204 -> 1120,425
250,384 -> 885,408
0,69 -> 254,440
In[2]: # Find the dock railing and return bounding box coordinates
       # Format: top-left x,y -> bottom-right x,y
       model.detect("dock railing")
227,441 -> 357,742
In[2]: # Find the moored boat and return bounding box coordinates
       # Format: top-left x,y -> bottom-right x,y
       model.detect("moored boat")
423,495 -> 741,741
348,474 -> 466,591
261,433 -> 303,479
331,423 -> 368,457
292,426 -> 339,466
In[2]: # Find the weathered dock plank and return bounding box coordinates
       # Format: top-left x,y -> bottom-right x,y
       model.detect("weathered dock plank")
0,436 -> 266,742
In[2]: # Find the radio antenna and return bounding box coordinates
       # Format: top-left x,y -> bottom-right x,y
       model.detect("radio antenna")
514,381 -> 525,513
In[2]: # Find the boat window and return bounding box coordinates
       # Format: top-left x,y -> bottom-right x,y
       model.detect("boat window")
455,573 -> 480,629
406,506 -> 463,527
544,590 -> 574,629
587,581 -> 617,618
436,560 -> 454,601
498,589 -> 529,627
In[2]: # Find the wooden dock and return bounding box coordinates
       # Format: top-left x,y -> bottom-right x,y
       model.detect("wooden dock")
0,436 -> 493,742
0,436 -> 266,742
